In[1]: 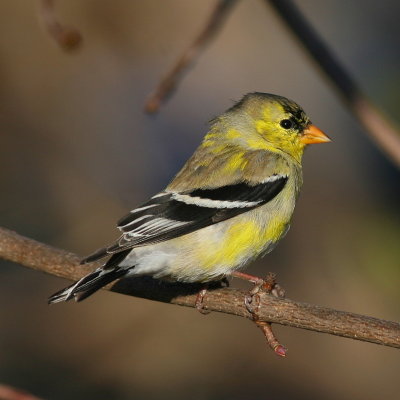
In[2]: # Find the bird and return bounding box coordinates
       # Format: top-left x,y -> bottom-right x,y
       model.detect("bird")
49,92 -> 330,304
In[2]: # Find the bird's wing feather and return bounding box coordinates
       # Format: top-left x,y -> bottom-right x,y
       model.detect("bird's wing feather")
81,174 -> 288,264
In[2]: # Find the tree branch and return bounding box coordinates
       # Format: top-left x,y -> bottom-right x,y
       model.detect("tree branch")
38,0 -> 82,51
0,384 -> 43,400
0,227 -> 398,349
266,0 -> 400,167
143,0 -> 400,167
144,0 -> 238,113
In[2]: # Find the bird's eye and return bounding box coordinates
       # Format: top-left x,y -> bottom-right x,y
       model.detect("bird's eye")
280,119 -> 293,129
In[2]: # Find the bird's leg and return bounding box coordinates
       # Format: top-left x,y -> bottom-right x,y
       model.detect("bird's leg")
230,272 -> 265,314
232,271 -> 285,313
232,271 -> 285,297
232,271 -> 287,357
195,287 -> 210,315
194,278 -> 228,314
231,271 -> 263,284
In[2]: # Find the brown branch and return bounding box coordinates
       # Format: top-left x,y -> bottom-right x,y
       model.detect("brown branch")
0,384 -> 43,400
266,0 -> 400,167
144,0 -> 238,113
0,226 -> 399,349
38,0 -> 82,51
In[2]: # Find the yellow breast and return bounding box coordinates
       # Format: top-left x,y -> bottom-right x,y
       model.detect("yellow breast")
195,210 -> 289,271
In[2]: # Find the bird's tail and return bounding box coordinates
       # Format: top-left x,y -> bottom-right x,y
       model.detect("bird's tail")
48,267 -> 128,304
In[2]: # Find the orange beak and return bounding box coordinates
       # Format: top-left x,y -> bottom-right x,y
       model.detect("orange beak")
301,124 -> 331,144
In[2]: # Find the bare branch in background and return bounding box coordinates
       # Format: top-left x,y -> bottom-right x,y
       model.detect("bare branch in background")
144,0 -> 400,167
266,0 -> 400,167
38,0 -> 82,51
1,227 -> 399,351
144,0 -> 238,113
0,384 -> 44,400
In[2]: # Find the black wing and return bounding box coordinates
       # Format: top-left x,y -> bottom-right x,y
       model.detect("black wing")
81,175 -> 288,264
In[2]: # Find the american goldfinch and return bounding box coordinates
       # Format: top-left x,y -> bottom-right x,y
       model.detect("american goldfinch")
49,92 -> 329,303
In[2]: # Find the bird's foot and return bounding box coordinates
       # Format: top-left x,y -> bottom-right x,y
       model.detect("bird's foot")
195,288 -> 211,315
232,271 -> 285,314
194,278 -> 229,315
232,271 -> 287,357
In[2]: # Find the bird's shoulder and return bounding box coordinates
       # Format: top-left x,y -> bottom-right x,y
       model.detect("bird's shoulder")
167,145 -> 292,192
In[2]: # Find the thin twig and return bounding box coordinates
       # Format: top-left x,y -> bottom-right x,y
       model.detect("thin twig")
144,0 -> 238,113
0,227 -> 399,349
38,0 -> 82,51
266,0 -> 400,167
255,320 -> 287,357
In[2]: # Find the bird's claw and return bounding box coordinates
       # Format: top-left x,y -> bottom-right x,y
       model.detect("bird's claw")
242,272 -> 284,319
195,288 -> 211,315
194,278 -> 229,315
232,271 -> 288,356
244,292 -> 261,317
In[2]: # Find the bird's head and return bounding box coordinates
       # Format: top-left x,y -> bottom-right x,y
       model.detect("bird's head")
215,92 -> 330,163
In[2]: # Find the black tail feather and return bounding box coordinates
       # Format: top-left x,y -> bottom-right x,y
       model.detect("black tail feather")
75,268 -> 128,302
80,247 -> 109,264
49,249 -> 133,303
48,267 -> 128,304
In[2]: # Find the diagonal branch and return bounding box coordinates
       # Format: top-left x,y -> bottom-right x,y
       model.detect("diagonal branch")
144,0 -> 238,113
0,384 -> 44,400
0,226 -> 399,349
266,0 -> 400,167
38,0 -> 82,51
143,0 -> 400,167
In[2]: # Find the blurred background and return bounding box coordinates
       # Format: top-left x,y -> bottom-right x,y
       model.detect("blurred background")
0,0 -> 399,399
